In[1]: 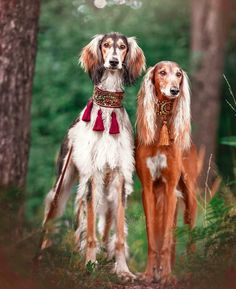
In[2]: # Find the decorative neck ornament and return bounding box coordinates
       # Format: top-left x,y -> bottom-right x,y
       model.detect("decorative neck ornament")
81,86 -> 124,135
156,99 -> 174,146
93,86 -> 124,108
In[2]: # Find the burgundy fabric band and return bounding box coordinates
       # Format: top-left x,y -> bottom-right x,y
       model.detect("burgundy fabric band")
93,86 -> 124,108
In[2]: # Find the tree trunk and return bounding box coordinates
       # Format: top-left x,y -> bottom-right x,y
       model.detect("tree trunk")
191,0 -> 231,187
0,0 -> 40,189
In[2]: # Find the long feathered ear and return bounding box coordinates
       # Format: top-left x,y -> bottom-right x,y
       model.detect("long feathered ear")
79,34 -> 104,84
124,37 -> 146,85
136,67 -> 158,144
173,70 -> 191,150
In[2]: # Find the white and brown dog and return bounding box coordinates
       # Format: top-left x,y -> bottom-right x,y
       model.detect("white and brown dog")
38,32 -> 145,278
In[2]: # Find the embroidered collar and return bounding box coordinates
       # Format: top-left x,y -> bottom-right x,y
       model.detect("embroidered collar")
156,99 -> 174,117
156,99 -> 175,146
93,86 -> 124,108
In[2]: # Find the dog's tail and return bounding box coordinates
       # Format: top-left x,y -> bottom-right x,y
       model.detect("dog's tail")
197,145 -> 205,177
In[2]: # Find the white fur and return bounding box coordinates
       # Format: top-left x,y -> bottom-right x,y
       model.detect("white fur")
127,37 -> 144,68
44,39 -> 137,277
98,70 -> 124,92
67,71 -> 134,273
175,189 -> 183,198
70,98 -> 133,275
139,67 -> 157,144
127,37 -> 139,60
113,244 -> 132,277
104,46 -> 123,70
146,153 -> 167,180
69,103 -> 134,198
174,71 -> 191,150
43,158 -> 76,226
68,71 -> 134,256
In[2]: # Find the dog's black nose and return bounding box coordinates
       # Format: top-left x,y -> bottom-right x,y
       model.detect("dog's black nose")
170,87 -> 180,96
109,59 -> 119,67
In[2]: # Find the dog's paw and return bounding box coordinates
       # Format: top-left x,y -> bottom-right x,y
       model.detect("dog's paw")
118,271 -> 136,282
160,273 -> 177,286
113,267 -> 136,282
136,272 -> 154,283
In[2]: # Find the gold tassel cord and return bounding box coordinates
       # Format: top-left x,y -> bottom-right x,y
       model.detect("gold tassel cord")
159,120 -> 170,146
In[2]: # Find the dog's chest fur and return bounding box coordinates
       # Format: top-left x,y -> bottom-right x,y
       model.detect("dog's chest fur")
146,153 -> 167,180
68,103 -> 134,192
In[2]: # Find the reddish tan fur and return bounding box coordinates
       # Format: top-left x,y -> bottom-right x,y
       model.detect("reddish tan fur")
102,209 -> 112,244
129,47 -> 146,80
74,197 -> 84,247
86,180 -> 97,263
116,186 -> 125,251
136,62 -> 198,283
80,47 -> 99,73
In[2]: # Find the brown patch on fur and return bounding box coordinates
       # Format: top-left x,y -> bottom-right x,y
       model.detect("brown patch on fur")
80,47 -> 100,74
115,176 -> 126,252
128,47 -> 146,81
56,136 -> 69,179
47,146 -> 73,221
86,179 -> 96,262
102,209 -> 112,244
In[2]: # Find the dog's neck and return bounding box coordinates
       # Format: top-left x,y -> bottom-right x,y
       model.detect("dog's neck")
156,95 -> 175,117
155,94 -> 177,145
97,70 -> 124,92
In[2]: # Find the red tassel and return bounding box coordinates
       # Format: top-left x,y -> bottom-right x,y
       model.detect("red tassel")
93,109 -> 105,131
82,100 -> 93,122
109,111 -> 120,134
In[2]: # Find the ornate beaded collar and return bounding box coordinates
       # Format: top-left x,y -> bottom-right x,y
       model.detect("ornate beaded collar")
156,99 -> 174,116
93,86 -> 124,108
82,86 -> 124,135
156,99 -> 175,146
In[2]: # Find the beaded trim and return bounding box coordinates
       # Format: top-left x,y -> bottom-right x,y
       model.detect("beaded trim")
93,86 -> 124,108
157,100 -> 174,116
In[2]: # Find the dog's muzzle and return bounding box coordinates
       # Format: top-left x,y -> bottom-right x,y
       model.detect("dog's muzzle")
170,87 -> 180,96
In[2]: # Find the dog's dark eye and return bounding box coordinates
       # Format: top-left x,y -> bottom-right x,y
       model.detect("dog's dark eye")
103,43 -> 110,48
176,72 -> 182,78
160,71 -> 166,76
119,44 -> 126,50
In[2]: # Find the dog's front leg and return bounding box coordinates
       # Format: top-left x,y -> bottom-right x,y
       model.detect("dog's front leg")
142,182 -> 158,282
159,182 -> 177,284
85,179 -> 97,265
114,177 -> 135,280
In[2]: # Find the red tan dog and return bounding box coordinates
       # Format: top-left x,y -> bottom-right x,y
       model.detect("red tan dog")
136,61 -> 199,283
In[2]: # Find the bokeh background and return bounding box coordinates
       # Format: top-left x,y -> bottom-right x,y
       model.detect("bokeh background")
1,0 -> 236,288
